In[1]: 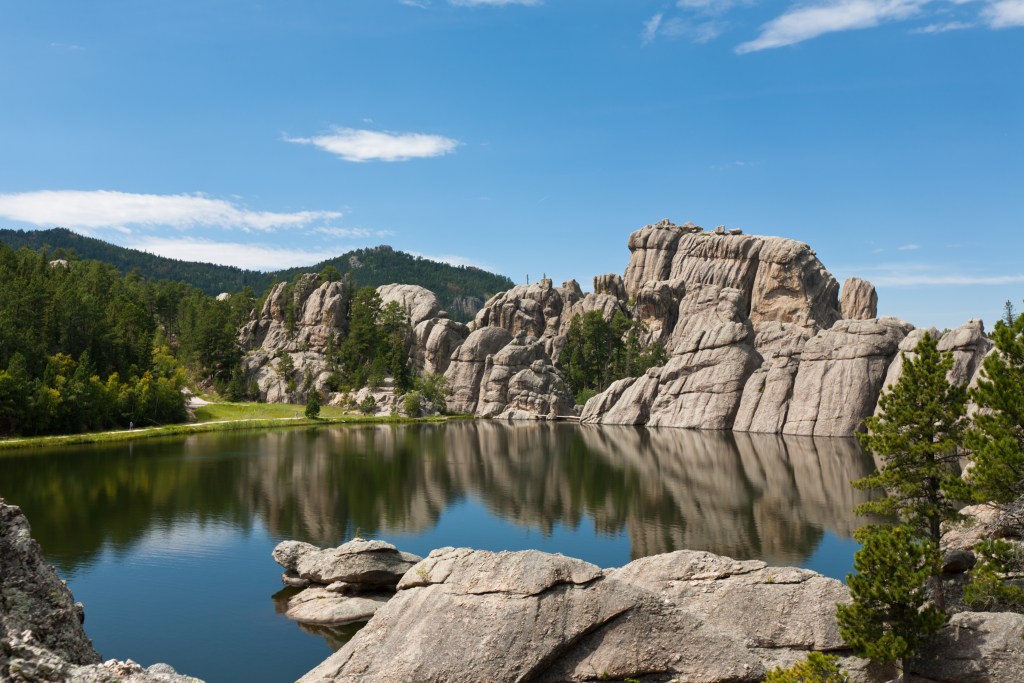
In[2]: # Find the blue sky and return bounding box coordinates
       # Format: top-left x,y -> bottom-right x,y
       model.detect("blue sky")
0,0 -> 1021,330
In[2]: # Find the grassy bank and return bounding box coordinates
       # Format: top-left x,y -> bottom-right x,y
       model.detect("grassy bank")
0,401 -> 455,451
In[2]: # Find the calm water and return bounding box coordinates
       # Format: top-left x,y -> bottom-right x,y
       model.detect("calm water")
0,423 -> 875,683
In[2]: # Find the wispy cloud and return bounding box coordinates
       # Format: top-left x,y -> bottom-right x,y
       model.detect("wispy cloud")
0,190 -> 340,232
912,20 -> 975,33
125,236 -> 327,271
312,226 -> 394,239
984,0 -> 1024,28
898,243 -> 921,251
643,13 -> 664,45
841,262 -> 1024,287
736,0 -> 927,53
287,127 -> 460,163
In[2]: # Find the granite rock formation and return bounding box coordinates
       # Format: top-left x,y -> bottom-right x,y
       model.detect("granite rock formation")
271,539 -> 421,627
840,277 -> 878,321
1,499 -> 203,683
299,545 -> 1024,683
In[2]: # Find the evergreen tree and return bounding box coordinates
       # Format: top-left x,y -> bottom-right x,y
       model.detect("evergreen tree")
966,312 -> 1024,507
765,652 -> 848,683
855,333 -> 968,554
836,525 -> 946,680
305,390 -> 321,419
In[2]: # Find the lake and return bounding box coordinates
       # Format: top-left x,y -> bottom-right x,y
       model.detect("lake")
0,422 -> 875,683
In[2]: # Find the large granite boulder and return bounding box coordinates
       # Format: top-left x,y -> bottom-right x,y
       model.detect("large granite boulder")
473,278 -> 581,344
477,339 -> 574,419
444,327 -> 514,414
273,538 -> 422,590
239,275 -> 349,354
840,277 -> 878,320
283,588 -> 392,627
376,284 -> 441,328
783,317 -> 913,436
912,611 -> 1024,682
411,317 -> 470,375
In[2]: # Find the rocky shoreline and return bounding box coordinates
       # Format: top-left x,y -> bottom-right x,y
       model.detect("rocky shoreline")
4,497 -> 1024,682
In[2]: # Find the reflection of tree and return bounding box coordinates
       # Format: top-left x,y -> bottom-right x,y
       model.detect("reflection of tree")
0,423 -> 876,574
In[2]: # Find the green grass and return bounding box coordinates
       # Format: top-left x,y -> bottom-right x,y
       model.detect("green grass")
0,401 -> 456,452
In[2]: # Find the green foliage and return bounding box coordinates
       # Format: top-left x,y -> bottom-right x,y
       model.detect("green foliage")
416,373 -> 449,413
358,394 -> 377,415
558,310 -> 668,400
856,333 -> 969,547
304,390 -> 321,419
964,537 -> 1024,612
403,391 -> 421,417
765,652 -> 849,683
966,312 -> 1024,506
836,525 -> 946,674
336,288 -> 413,392
0,229 -> 513,317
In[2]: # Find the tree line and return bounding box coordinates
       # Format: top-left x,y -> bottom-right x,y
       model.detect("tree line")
0,245 -> 255,436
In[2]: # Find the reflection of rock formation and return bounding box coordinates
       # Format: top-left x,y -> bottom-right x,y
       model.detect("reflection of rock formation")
0,424 -> 875,573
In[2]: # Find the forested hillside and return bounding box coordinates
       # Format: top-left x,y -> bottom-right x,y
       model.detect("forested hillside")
0,228 -> 513,319
0,244 -> 255,436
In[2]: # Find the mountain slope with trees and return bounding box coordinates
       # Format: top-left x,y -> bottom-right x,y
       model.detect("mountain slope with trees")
0,228 -> 513,320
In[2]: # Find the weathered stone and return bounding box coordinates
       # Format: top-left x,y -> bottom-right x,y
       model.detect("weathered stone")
942,549 -> 977,574
912,611 -> 1024,682
288,539 -> 422,589
443,327 -> 514,414
938,318 -> 992,388
583,285 -> 761,429
1,500 -> 99,667
734,323 -> 810,433
783,317 -> 913,436
376,284 -> 441,328
273,540 -> 319,571
592,273 -> 626,300
623,224 -> 841,335
411,318 -> 470,375
1,500 -> 205,683
477,339 -> 574,419
840,277 -> 878,320
285,588 -> 391,626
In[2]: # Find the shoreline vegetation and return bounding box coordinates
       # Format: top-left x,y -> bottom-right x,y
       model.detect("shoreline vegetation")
0,401 -> 460,452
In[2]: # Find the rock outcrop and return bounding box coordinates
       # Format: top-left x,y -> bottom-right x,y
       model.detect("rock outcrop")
582,285 -> 762,429
272,539 -> 421,626
376,284 -> 441,328
840,277 -> 878,320
1,499 -> 203,683
476,339 -> 576,419
411,318 -> 470,375
623,220 -> 842,334
298,547 -> 876,683
444,327 -> 514,415
299,545 -> 1024,683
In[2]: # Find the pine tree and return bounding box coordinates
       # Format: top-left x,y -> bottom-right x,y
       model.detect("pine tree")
305,390 -> 321,419
765,652 -> 848,683
836,525 -> 946,680
855,333 -> 968,607
966,312 -> 1024,508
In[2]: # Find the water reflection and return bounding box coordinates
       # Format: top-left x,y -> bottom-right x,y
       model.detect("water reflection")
0,423 -> 875,573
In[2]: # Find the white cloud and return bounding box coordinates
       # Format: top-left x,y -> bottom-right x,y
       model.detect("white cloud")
0,190 -> 340,232
449,0 -> 541,6
125,236 -> 328,271
287,127 -> 460,163
912,20 -> 975,32
898,243 -> 921,251
840,262 -> 1024,287
984,0 -> 1024,27
736,0 -> 927,53
312,226 -> 394,239
643,13 -> 664,44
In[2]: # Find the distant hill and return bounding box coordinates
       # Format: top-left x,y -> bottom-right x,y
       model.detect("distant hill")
0,228 -> 513,320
